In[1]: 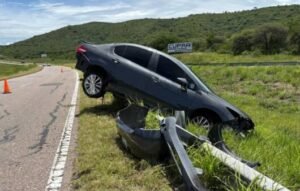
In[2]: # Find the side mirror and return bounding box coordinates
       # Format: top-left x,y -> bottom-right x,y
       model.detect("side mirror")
177,77 -> 188,92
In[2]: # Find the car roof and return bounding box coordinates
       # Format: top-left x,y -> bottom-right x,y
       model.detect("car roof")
88,42 -> 193,77
110,43 -> 196,77
111,43 -> 184,64
87,42 -> 177,62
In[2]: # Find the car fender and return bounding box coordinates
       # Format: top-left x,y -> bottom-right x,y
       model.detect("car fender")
190,92 -> 239,122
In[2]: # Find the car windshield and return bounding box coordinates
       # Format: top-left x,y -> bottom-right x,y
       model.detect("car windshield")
189,68 -> 214,93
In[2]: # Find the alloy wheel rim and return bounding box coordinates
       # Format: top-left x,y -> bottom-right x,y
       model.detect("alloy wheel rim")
192,116 -> 210,130
84,74 -> 102,95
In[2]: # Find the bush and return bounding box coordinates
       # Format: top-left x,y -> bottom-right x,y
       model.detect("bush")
148,33 -> 180,51
191,38 -> 206,51
251,49 -> 263,56
231,24 -> 288,55
217,41 -> 232,54
288,22 -> 300,54
206,33 -> 225,51
253,24 -> 288,54
231,30 -> 255,55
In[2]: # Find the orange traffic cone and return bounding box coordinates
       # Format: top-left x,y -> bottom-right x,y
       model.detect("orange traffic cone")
3,79 -> 11,94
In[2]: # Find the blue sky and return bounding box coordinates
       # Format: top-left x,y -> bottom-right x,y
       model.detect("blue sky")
0,0 -> 299,45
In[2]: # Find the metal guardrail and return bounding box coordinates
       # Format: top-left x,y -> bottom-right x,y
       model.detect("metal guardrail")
116,104 -> 290,191
161,117 -> 207,191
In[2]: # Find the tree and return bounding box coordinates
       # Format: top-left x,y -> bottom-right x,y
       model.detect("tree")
288,21 -> 300,54
191,38 -> 206,51
290,32 -> 300,54
206,33 -> 224,51
148,33 -> 180,51
253,24 -> 288,54
231,30 -> 254,55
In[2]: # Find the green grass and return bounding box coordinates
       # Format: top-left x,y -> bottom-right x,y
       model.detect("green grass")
186,65 -> 300,190
145,109 -> 161,130
73,92 -> 173,191
187,145 -> 262,191
175,52 -> 300,65
190,65 -> 300,111
0,62 -> 41,80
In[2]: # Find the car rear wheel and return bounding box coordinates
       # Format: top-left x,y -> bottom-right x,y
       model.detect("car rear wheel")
82,71 -> 105,98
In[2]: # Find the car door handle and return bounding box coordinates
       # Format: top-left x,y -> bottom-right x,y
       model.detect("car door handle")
112,59 -> 119,64
152,76 -> 160,83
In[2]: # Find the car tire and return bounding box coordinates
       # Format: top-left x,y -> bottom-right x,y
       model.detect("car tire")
82,71 -> 105,98
191,113 -> 214,130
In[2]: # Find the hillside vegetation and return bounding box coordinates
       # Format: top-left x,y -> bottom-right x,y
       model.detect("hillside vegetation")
1,5 -> 300,59
0,63 -> 41,80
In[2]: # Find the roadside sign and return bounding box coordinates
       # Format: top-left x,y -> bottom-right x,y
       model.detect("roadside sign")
168,42 -> 193,53
41,53 -> 47,58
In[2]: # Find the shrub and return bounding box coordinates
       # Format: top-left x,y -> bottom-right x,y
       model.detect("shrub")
206,33 -> 225,51
148,33 -> 180,51
253,24 -> 288,54
288,22 -> 300,54
232,30 -> 255,55
192,38 -> 206,51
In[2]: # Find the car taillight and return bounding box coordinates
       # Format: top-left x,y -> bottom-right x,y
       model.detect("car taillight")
76,45 -> 87,53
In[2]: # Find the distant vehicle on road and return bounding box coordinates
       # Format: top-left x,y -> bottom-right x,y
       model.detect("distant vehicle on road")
75,43 -> 254,132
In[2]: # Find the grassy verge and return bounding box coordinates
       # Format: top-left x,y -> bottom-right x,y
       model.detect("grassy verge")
0,63 -> 42,80
175,52 -> 300,65
187,65 -> 300,190
73,91 -> 173,191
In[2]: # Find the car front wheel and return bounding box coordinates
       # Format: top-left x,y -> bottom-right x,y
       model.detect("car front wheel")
191,115 -> 212,130
82,71 -> 105,98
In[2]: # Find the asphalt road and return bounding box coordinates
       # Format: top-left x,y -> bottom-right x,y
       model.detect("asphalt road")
0,66 -> 77,191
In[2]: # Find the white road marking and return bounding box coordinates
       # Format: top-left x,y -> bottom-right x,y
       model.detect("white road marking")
45,71 -> 79,191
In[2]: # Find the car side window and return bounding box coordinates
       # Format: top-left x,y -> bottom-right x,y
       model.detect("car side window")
115,45 -> 152,68
114,45 -> 126,56
157,55 -> 192,85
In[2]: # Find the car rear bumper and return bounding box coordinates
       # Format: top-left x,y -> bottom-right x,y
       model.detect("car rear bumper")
75,54 -> 89,72
116,105 -> 166,160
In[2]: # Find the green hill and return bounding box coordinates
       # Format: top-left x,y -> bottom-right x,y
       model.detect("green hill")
1,5 -> 300,59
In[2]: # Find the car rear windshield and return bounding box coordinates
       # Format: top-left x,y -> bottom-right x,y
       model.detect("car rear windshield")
114,45 -> 152,68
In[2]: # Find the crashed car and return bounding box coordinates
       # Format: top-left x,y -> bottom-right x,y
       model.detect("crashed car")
75,42 -> 254,132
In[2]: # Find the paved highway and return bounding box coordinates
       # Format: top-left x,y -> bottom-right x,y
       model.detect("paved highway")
0,66 -> 78,191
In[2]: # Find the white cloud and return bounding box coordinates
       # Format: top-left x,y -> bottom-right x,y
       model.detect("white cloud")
275,0 -> 300,4
0,0 -> 299,45
32,2 -> 131,16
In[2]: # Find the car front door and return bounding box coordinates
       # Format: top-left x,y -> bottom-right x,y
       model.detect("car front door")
109,45 -> 155,99
145,54 -> 196,110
